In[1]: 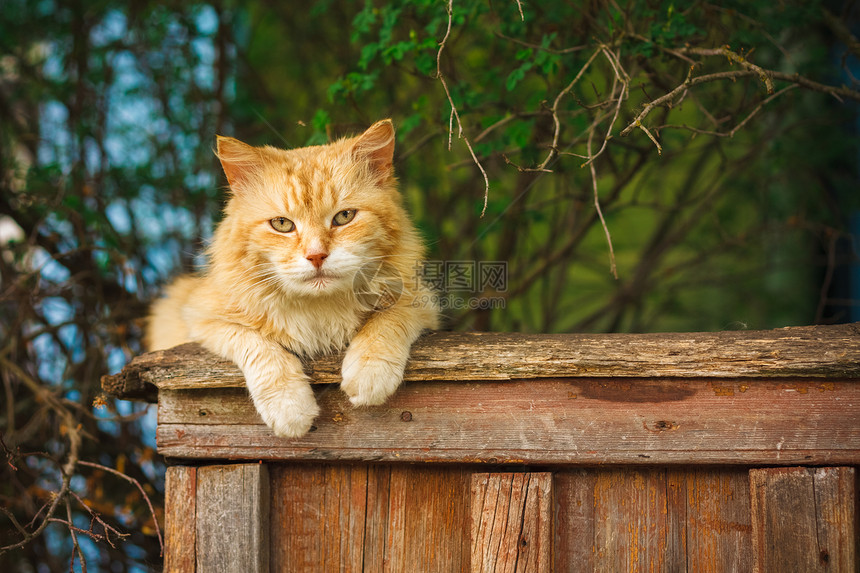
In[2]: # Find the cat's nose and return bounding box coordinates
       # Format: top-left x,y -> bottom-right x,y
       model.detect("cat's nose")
306,252 -> 328,269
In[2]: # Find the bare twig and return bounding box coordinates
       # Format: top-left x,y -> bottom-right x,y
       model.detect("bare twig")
620,69 -> 760,143
66,497 -> 88,573
580,47 -> 630,167
0,357 -> 82,557
587,128 -> 618,279
660,84 -> 799,138
436,0 -> 490,216
513,0 -> 524,21
69,490 -> 129,548
622,43 -> 860,151
682,46 -> 774,93
532,47 -> 603,171
78,460 -> 164,555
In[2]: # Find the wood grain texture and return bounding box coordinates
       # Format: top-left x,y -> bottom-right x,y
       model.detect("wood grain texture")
155,378 -> 860,465
102,323 -> 860,399
269,464 -> 471,572
553,470 -> 596,572
554,468 -> 753,572
592,469 -> 677,572
750,467 -> 857,573
680,469 -> 753,573
195,464 -> 269,573
393,466 -> 472,572
471,473 -> 552,572
163,465 -> 196,573
269,464 -> 368,572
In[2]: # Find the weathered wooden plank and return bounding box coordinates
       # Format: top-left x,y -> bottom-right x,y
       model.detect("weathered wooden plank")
269,464 -> 368,571
553,471 -> 596,572
268,464 -> 470,572
102,323 -> 860,398
750,467 -> 857,572
471,473 -> 552,572
269,464 -> 325,571
323,465 -> 368,569
681,469 -> 752,573
164,465 -> 196,573
195,464 -> 269,573
397,467 -> 472,572
809,468 -> 857,570
592,469 -> 676,572
384,466 -> 408,573
554,469 -> 754,572
156,378 -> 860,465
364,465 -> 391,571
665,469 -> 688,571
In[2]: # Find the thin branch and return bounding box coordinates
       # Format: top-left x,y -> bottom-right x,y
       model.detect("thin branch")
587,128 -> 618,279
768,69 -> 860,103
513,0 -> 524,21
622,40 -> 860,151
69,490 -> 129,548
78,460 -> 164,556
492,31 -> 587,55
0,357 -> 82,556
66,497 -> 88,573
436,0 -> 490,217
580,47 -> 630,167
620,69 -> 760,141
660,84 -> 799,138
681,46 -> 774,93
532,46 -> 603,171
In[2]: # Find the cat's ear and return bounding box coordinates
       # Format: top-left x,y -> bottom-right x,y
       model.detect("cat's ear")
216,136 -> 261,191
353,119 -> 395,182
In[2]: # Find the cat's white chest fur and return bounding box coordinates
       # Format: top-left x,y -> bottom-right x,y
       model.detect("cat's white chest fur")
267,294 -> 366,357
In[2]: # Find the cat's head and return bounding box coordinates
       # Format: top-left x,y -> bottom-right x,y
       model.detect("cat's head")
214,120 -> 410,299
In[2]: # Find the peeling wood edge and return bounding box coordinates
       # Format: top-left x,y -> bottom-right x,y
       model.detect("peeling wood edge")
102,323 -> 860,401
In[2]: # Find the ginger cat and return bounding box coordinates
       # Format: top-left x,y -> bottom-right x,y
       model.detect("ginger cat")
145,120 -> 439,437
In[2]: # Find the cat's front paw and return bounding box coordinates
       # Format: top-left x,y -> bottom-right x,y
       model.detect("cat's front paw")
253,382 -> 320,438
341,350 -> 406,407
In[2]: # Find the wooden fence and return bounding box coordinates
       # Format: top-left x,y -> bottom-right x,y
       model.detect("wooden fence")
104,323 -> 860,572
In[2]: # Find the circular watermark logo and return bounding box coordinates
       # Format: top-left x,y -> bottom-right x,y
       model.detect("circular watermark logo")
352,260 -> 404,311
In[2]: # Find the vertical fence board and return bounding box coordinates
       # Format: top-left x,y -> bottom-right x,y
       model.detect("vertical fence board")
195,464 -> 269,573
363,465 -> 392,571
384,466 -> 409,573
664,469 -> 688,571
270,464 -> 470,572
471,473 -> 552,572
554,468 -> 756,573
164,465 -> 196,573
269,464 -> 369,571
682,469 -> 752,573
399,467 -> 472,573
751,467 -> 856,572
554,470 -> 596,572
592,469 -> 678,572
810,467 -> 857,570
321,465 -> 368,569
269,464 -> 325,571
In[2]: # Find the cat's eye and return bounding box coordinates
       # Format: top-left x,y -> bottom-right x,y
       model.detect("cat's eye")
270,217 -> 295,233
332,209 -> 357,227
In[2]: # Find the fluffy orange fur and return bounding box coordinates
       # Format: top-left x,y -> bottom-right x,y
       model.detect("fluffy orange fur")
145,120 -> 439,437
